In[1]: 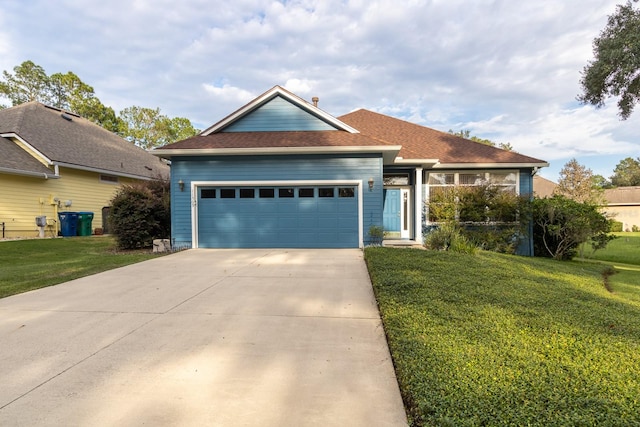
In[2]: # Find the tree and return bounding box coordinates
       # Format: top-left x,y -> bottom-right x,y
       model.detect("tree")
553,158 -> 603,204
0,60 -> 51,105
578,1 -> 640,119
532,195 -> 614,260
118,106 -> 198,149
449,129 -> 513,151
592,174 -> 613,188
610,156 -> 640,186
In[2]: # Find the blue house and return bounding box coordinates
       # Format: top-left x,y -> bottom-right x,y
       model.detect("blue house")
153,86 -> 548,253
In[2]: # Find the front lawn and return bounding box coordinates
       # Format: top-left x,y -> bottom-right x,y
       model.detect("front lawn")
365,247 -> 640,426
0,236 -> 165,298
580,232 -> 640,265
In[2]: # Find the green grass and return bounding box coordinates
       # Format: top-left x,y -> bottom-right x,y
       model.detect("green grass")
365,247 -> 640,426
0,236 -> 165,298
580,232 -> 640,265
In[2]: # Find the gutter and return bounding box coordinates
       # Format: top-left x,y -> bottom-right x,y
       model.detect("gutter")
0,166 -> 60,179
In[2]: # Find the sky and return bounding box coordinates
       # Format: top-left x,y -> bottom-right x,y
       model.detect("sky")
0,0 -> 637,182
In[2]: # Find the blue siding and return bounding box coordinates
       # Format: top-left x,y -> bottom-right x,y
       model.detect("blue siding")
222,96 -> 337,132
170,154 -> 383,247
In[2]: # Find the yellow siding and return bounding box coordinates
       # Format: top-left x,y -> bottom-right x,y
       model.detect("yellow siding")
0,168 -> 138,238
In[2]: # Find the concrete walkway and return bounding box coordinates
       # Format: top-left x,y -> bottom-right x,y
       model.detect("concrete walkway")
0,249 -> 407,426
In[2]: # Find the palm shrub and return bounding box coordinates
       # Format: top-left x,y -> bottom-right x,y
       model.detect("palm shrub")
108,178 -> 170,249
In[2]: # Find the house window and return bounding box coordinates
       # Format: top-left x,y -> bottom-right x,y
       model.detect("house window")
100,174 -> 119,184
426,171 -> 519,223
383,174 -> 409,186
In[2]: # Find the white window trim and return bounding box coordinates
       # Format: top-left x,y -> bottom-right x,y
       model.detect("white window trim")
189,180 -> 364,249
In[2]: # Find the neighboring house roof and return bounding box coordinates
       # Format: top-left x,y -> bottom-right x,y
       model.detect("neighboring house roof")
533,175 -> 557,197
604,186 -> 640,205
0,101 -> 168,179
154,86 -> 548,169
0,135 -> 57,178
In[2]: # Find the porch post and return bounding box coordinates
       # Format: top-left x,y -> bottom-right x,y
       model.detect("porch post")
414,167 -> 423,244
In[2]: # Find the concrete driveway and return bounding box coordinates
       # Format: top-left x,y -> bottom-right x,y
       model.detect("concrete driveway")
0,249 -> 407,426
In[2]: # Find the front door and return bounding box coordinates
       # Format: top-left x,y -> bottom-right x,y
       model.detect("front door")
383,188 -> 411,239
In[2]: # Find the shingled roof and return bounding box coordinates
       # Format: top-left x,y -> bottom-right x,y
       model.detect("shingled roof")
604,186 -> 640,205
155,86 -> 547,168
0,135 -> 55,178
338,109 -> 546,166
0,102 -> 168,179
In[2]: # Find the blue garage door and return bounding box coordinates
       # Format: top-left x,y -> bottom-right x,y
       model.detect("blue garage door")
197,185 -> 359,248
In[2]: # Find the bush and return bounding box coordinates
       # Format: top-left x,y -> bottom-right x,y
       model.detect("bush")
424,223 -> 477,254
532,195 -> 613,260
108,178 -> 170,249
610,220 -> 623,232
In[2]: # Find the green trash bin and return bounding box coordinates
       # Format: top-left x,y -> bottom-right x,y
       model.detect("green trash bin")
76,212 -> 94,236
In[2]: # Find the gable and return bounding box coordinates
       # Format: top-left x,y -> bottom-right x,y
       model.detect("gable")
220,95 -> 338,132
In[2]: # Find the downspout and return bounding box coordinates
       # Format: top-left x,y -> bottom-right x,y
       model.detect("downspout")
414,167 -> 423,244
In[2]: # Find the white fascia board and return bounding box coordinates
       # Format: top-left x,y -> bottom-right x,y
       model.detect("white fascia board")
432,162 -> 550,169
393,158 -> 440,167
54,162 -> 154,181
200,86 -> 360,135
1,132 -> 53,166
152,145 -> 402,163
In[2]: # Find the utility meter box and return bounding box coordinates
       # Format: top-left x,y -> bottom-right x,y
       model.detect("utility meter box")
35,216 -> 47,227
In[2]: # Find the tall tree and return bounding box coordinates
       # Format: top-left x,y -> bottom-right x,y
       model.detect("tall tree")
554,158 -> 603,204
0,60 -> 51,105
578,1 -> 640,119
610,156 -> 640,186
118,106 -> 198,149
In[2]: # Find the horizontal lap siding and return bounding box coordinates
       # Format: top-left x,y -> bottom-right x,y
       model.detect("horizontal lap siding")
222,96 -> 336,132
170,154 -> 383,247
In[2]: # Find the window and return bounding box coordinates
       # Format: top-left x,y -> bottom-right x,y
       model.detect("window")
201,189 -> 216,199
100,174 -> 119,184
383,174 -> 409,186
240,188 -> 255,198
299,188 -> 314,197
319,188 -> 334,197
279,188 -> 294,198
259,188 -> 275,198
426,171 -> 519,223
220,188 -> 236,198
339,187 -> 355,197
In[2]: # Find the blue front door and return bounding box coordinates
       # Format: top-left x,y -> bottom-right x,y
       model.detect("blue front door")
383,189 -> 400,233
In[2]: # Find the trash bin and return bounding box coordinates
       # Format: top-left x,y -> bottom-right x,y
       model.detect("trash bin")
58,212 -> 79,237
76,212 -> 94,236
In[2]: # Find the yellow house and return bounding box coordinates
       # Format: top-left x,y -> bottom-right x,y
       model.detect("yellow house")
0,102 -> 169,239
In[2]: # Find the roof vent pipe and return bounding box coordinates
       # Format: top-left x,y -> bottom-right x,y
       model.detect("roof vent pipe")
312,97 -> 319,107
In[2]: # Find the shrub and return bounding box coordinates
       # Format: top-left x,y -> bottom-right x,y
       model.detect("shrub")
108,178 -> 170,249
532,195 -> 613,260
610,220 -> 623,232
424,223 -> 477,254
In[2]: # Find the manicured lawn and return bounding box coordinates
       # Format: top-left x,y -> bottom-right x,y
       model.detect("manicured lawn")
580,232 -> 640,265
0,236 -> 165,298
365,247 -> 640,426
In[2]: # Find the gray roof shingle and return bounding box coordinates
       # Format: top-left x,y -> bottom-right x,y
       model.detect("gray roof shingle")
0,102 -> 168,179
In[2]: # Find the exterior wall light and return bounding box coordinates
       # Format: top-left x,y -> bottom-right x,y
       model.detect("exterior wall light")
368,177 -> 374,191
178,179 -> 185,192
